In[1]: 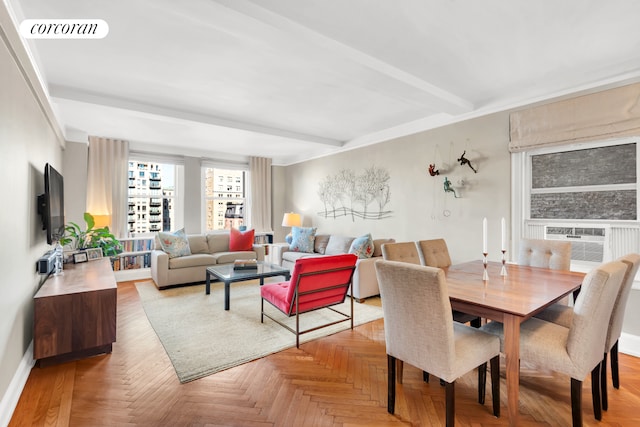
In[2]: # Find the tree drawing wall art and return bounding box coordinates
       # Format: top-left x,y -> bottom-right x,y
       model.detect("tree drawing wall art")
317,166 -> 392,221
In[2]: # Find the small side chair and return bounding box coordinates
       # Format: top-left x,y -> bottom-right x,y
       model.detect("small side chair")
260,253 -> 357,348
375,260 -> 500,427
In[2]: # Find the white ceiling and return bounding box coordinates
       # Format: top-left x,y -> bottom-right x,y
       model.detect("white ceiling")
9,0 -> 640,165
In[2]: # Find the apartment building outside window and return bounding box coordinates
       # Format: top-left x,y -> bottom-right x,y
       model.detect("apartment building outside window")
203,166 -> 247,231
127,159 -> 183,236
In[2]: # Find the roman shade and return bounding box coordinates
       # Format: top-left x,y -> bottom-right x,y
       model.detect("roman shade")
509,82 -> 640,153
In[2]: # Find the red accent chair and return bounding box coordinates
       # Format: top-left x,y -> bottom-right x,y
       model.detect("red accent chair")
260,254 -> 358,347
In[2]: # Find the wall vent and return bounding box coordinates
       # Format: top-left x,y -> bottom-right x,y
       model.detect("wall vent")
544,225 -> 610,264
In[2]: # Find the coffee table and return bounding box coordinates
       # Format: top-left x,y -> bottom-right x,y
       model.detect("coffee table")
205,262 -> 291,310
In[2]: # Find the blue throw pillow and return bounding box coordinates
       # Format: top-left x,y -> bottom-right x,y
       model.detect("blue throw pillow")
289,226 -> 317,253
349,233 -> 374,259
158,228 -> 192,258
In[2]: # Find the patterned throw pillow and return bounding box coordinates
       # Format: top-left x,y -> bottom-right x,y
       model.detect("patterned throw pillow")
349,233 -> 374,259
158,228 -> 192,258
289,226 -> 317,253
229,228 -> 255,251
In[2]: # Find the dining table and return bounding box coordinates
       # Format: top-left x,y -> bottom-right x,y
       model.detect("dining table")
444,260 -> 586,427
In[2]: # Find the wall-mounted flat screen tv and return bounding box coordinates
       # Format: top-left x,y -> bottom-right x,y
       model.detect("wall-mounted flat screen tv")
38,163 -> 65,245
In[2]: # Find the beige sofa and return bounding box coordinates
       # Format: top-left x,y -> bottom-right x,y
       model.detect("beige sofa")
272,234 -> 395,302
151,232 -> 265,289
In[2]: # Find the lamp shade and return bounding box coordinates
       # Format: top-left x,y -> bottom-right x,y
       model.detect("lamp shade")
93,214 -> 111,229
281,212 -> 301,227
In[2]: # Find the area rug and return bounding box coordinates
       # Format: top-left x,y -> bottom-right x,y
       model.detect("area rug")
135,280 -> 383,383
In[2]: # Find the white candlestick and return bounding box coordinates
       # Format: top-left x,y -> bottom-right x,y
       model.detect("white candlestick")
482,217 -> 488,254
501,217 -> 506,251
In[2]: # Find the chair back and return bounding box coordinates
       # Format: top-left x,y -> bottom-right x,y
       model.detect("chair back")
375,260 -> 455,377
381,242 -> 420,264
418,238 -> 452,268
567,260 -> 627,375
518,238 -> 571,270
605,253 -> 640,352
285,254 -> 357,315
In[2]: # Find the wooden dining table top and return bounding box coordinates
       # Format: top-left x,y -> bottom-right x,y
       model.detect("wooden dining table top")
444,260 -> 586,320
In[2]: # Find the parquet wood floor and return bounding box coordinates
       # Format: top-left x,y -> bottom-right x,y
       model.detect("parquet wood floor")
9,281 -> 640,426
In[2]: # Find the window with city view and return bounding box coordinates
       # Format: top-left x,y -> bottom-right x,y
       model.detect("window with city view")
127,160 -> 182,236
203,167 -> 246,231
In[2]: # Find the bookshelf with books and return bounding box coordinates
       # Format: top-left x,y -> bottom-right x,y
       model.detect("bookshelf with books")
112,237 -> 155,282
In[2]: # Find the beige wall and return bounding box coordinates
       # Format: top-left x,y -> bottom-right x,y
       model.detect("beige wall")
278,109 -> 640,342
282,111 -> 511,264
0,28 -> 64,412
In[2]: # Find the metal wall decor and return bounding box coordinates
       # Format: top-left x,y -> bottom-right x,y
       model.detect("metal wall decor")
428,142 -> 480,199
317,166 -> 392,221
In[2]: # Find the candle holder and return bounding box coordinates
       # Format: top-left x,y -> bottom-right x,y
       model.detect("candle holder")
500,250 -> 507,276
482,252 -> 489,281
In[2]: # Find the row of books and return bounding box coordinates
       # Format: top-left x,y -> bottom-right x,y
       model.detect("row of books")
111,253 -> 152,271
253,233 -> 273,244
120,238 -> 155,252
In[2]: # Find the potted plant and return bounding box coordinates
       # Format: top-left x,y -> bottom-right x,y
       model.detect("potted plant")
60,212 -> 123,257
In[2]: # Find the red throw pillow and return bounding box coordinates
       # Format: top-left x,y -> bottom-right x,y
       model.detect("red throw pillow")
229,228 -> 255,251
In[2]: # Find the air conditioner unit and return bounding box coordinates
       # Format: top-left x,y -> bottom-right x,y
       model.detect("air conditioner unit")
544,224 -> 610,265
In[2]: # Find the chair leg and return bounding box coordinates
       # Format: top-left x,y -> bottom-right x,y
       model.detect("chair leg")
388,355 -> 396,414
478,362 -> 487,404
611,340 -> 620,389
423,370 -> 429,383
601,353 -> 608,411
445,381 -> 455,427
470,317 -> 481,328
571,378 -> 583,427
260,298 -> 264,323
591,364 -> 602,421
397,360 -> 404,384
490,355 -> 500,417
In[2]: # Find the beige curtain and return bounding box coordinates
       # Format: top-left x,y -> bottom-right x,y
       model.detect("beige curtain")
509,82 -> 640,152
249,156 -> 272,232
86,136 -> 129,238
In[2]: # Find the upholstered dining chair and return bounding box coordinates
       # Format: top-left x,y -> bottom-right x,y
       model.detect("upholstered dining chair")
518,238 -> 572,270
381,241 -> 421,264
520,238 -> 573,304
481,260 -> 628,427
375,260 -> 500,427
382,240 -> 483,384
535,253 -> 640,411
418,239 -> 481,328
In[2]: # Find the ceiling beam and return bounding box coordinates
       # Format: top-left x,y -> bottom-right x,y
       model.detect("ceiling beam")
215,0 -> 474,115
49,85 -> 344,147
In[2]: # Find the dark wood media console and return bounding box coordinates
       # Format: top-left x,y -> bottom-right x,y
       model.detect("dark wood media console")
33,257 -> 117,366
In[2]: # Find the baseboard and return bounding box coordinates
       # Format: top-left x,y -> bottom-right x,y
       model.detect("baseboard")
0,342 -> 35,427
619,332 -> 640,358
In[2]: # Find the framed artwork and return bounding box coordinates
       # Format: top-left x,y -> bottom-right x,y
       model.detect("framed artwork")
73,252 -> 88,263
87,248 -> 103,261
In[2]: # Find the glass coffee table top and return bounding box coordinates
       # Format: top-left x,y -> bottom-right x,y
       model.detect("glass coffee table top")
206,261 -> 289,281
205,261 -> 291,310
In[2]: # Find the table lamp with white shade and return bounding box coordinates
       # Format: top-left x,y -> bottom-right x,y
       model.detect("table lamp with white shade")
282,212 -> 301,244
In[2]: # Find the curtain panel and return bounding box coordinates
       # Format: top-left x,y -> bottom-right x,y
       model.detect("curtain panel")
249,156 -> 272,232
509,82 -> 640,152
86,136 -> 129,238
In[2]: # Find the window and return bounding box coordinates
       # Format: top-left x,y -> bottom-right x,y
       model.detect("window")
512,137 -> 639,269
203,166 -> 248,231
127,158 -> 184,236
527,141 -> 637,221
